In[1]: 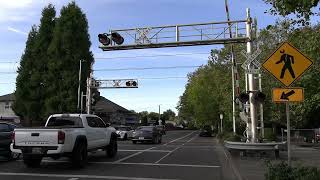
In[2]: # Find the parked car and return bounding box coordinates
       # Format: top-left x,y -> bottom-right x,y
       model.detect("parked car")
132,126 -> 162,144
0,122 -> 20,160
156,125 -> 166,135
115,126 -> 134,140
199,126 -> 213,137
11,114 -> 117,168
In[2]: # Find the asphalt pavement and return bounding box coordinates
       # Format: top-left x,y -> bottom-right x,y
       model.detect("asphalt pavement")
0,130 -> 233,180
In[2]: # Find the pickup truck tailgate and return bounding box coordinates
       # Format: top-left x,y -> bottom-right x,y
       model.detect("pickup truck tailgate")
14,129 -> 59,146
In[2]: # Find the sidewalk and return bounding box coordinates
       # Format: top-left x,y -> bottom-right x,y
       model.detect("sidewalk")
220,143 -> 320,180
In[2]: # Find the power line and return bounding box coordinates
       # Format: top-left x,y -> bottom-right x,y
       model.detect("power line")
93,65 -> 201,72
0,52 -> 210,64
0,65 -> 202,74
94,52 -> 209,60
137,76 -> 187,80
0,61 -> 19,64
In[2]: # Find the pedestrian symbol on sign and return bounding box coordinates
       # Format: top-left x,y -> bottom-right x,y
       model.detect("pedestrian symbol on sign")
276,50 -> 295,79
262,42 -> 313,87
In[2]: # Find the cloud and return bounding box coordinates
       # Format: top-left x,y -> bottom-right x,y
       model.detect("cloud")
7,26 -> 27,35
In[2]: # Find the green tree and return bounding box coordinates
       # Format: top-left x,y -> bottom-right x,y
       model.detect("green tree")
138,111 -> 149,125
33,4 -> 56,122
46,2 -> 94,115
161,109 -> 176,124
13,26 -> 38,126
263,0 -> 319,25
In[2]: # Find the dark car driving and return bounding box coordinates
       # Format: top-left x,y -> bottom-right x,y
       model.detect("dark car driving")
0,122 -> 20,160
199,126 -> 213,137
132,126 -> 162,144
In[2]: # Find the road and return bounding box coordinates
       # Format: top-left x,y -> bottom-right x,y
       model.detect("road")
0,130 -> 228,180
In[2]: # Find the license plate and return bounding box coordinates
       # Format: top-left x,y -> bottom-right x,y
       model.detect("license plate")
32,147 -> 43,154
139,137 -> 144,140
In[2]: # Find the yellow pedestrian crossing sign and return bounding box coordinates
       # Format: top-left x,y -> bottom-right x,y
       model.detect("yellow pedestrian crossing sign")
262,42 -> 313,87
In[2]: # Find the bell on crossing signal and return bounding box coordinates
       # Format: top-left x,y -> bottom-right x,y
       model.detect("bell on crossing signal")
125,80 -> 138,87
110,32 -> 124,45
98,33 -> 110,46
238,92 -> 249,103
253,91 -> 266,103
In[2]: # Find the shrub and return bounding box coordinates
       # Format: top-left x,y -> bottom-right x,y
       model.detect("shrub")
265,161 -> 320,180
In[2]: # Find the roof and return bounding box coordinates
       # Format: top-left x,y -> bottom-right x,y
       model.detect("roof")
0,93 -> 15,102
94,96 -> 131,114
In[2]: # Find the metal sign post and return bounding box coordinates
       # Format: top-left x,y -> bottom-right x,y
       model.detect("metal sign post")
286,102 -> 291,166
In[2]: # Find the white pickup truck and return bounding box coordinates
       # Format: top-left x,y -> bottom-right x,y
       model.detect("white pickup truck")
11,114 -> 117,168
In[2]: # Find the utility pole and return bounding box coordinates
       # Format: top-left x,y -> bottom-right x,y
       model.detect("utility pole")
86,63 -> 93,114
246,8 -> 258,142
158,105 -> 161,125
225,0 -> 237,135
77,59 -> 83,111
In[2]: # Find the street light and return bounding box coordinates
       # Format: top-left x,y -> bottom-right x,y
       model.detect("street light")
220,114 -> 224,133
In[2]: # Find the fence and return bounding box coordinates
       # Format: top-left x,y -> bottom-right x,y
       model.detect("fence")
281,128 -> 320,144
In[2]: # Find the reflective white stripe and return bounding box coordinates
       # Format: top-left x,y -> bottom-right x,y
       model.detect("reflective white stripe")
0,172 -> 178,180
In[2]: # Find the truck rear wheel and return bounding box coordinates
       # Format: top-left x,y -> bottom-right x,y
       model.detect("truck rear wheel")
106,137 -> 117,158
71,142 -> 87,168
23,154 -> 42,168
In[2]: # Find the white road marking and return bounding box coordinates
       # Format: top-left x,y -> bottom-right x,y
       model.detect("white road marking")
115,146 -> 156,163
68,178 -> 79,180
186,134 -> 198,143
119,149 -> 172,153
0,172 -> 178,180
164,131 -> 195,145
155,134 -> 199,164
29,159 -> 220,168
154,146 -> 180,164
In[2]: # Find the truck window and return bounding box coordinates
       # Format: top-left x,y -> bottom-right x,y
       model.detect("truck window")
87,117 -> 106,128
0,123 -> 10,132
47,117 -> 83,127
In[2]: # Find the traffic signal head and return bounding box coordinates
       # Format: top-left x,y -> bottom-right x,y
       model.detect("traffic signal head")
238,93 -> 249,103
125,80 -> 138,88
98,33 -> 110,46
253,91 -> 266,103
111,32 -> 124,45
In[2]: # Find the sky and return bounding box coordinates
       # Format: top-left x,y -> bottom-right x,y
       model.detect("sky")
0,0 -> 317,114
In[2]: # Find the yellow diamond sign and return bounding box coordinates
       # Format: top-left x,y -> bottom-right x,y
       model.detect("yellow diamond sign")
262,42 -> 313,87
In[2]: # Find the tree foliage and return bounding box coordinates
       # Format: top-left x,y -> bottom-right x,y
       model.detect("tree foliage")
264,0 -> 320,25
45,2 -> 94,116
13,5 -> 56,126
13,2 -> 94,125
178,20 -> 320,133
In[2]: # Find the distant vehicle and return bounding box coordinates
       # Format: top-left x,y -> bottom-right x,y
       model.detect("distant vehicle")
11,114 -> 117,168
199,126 -> 213,137
132,126 -> 162,144
156,125 -> 166,135
0,122 -> 20,160
115,126 -> 134,140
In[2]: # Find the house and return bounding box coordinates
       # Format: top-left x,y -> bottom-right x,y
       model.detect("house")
93,96 -> 138,125
0,93 -> 20,123
0,93 -> 137,126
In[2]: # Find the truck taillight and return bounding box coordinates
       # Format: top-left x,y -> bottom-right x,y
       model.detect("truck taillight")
58,131 -> 65,144
11,131 -> 15,144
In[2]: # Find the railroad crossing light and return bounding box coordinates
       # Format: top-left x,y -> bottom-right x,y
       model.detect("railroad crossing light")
98,33 -> 110,46
253,91 -> 266,103
238,92 -> 249,103
93,80 -> 101,88
125,80 -> 138,87
110,32 -> 124,45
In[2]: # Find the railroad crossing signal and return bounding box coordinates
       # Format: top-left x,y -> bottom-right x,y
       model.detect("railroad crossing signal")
272,88 -> 304,103
262,42 -> 313,87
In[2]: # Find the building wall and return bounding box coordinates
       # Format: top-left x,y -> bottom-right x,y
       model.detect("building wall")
0,101 -> 16,116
